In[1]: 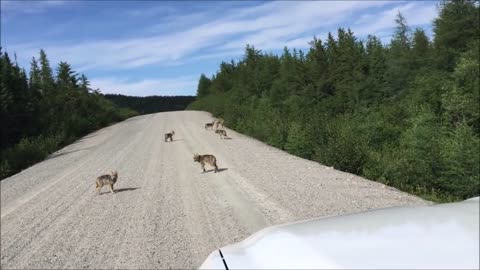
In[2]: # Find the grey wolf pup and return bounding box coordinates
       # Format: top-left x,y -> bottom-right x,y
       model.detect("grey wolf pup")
205,121 -> 215,129
96,171 -> 118,194
214,118 -> 224,129
165,130 -> 175,142
193,153 -> 218,173
215,129 -> 228,139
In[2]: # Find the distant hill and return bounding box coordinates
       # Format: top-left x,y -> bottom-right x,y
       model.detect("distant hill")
103,94 -> 196,114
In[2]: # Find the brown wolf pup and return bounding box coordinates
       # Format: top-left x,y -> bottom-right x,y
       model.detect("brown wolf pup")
215,129 -> 228,139
164,130 -> 175,142
96,171 -> 118,194
205,121 -> 215,129
193,153 -> 218,173
214,118 -> 224,129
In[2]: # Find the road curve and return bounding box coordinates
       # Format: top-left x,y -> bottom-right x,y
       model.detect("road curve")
1,111 -> 428,269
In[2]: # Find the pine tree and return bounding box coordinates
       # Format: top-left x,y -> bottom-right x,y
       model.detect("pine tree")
411,28 -> 431,70
39,49 -> 54,92
79,74 -> 90,92
392,12 -> 411,51
363,35 -> 388,104
0,51 -> 14,150
0,50 -> 13,146
56,61 -> 76,89
324,32 -> 338,100
433,0 -> 480,71
29,57 -> 41,92
284,121 -> 312,159
325,28 -> 366,112
306,36 -> 330,100
0,48 -> 139,180
196,74 -> 212,98
386,12 -> 412,97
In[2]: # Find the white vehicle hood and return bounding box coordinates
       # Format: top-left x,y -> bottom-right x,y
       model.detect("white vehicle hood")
200,197 -> 479,269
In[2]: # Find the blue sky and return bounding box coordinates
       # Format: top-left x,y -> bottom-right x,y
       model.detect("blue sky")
1,1 -> 439,96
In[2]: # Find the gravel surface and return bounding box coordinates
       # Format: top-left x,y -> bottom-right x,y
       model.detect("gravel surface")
1,111 -> 429,269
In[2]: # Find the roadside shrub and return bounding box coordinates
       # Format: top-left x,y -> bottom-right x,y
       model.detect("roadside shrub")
314,115 -> 370,175
0,134 -> 63,178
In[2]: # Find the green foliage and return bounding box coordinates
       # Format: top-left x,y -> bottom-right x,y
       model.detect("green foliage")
104,94 -> 195,115
398,106 -> 442,188
0,133 -> 63,178
442,86 -> 478,128
433,0 -> 480,71
314,115 -> 370,175
39,49 -> 55,92
56,61 -> 77,89
245,98 -> 286,149
362,35 -> 388,105
385,12 -> 413,97
438,121 -> 479,198
187,92 -> 228,117
449,40 -> 480,132
188,0 -> 479,202
411,28 -> 432,70
410,70 -> 450,113
197,74 -> 212,98
0,49 -> 139,180
284,121 -> 313,159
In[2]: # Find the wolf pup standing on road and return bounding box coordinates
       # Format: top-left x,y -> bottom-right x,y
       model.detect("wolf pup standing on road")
214,118 -> 224,129
215,129 -> 228,139
205,121 -> 215,130
96,171 -> 118,194
193,153 -> 218,173
164,130 -> 175,142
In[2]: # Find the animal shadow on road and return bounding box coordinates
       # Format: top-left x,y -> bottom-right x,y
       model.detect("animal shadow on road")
204,168 -> 228,173
47,146 -> 93,160
99,187 -> 140,195
165,138 -> 183,142
115,187 -> 141,193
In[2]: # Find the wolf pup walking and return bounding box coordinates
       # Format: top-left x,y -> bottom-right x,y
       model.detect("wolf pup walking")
205,121 -> 215,130
214,118 -> 224,129
96,171 -> 118,194
215,129 -> 228,139
193,153 -> 218,173
164,130 -> 175,142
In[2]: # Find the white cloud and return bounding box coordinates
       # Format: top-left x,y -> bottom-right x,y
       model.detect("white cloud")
90,76 -> 199,96
1,0 -> 67,14
283,34 -> 330,50
5,1 -> 440,96
353,2 -> 438,39
189,49 -> 243,62
10,1 -> 419,72
125,5 -> 177,18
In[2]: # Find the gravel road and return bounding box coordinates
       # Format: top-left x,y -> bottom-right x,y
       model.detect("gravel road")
1,111 -> 428,269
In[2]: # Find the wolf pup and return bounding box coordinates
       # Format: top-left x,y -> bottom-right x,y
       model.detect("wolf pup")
193,153 -> 218,173
205,121 -> 215,130
215,129 -> 228,139
214,118 -> 224,129
96,171 -> 118,194
164,130 -> 175,142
